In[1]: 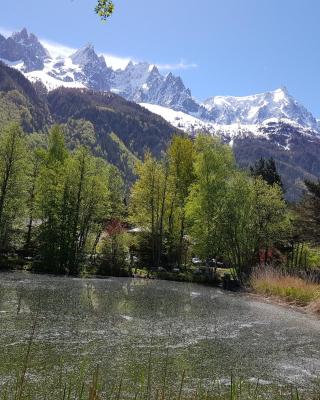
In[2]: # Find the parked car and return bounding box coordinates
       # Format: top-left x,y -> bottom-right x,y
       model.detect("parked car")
192,257 -> 202,265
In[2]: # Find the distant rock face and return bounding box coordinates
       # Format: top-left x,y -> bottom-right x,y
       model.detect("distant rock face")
110,62 -> 200,113
70,44 -> 112,91
0,28 -> 49,72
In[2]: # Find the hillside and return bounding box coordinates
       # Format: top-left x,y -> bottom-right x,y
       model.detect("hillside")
0,61 -> 51,131
0,59 -> 320,200
0,63 -> 181,182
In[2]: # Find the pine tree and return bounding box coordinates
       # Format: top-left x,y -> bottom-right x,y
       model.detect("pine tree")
295,180 -> 320,244
250,157 -> 283,188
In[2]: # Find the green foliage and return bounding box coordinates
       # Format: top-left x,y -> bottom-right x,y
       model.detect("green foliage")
63,118 -> 96,151
186,135 -> 236,260
130,152 -> 169,268
95,0 -> 115,21
219,175 -> 289,279
130,134 -> 290,278
129,140 -> 194,269
98,221 -> 130,276
233,134 -> 320,202
0,123 -> 28,252
0,90 -> 32,129
295,179 -> 320,245
167,136 -> 195,266
36,126 -> 112,274
185,136 -> 289,280
107,164 -> 126,219
286,241 -> 320,270
0,63 -> 51,131
250,157 -> 283,188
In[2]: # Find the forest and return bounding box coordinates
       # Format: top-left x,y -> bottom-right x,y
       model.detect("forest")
0,121 -> 319,299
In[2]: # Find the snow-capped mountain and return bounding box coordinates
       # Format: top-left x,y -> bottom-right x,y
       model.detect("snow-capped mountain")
202,87 -> 318,129
112,62 -> 200,113
0,28 -> 319,138
0,28 -> 200,114
140,103 -> 320,150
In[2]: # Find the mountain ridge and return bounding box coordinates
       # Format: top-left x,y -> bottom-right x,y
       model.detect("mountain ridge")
2,28 -> 318,132
1,29 -> 320,202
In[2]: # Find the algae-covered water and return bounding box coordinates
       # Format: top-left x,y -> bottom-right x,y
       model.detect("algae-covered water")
0,272 -> 319,397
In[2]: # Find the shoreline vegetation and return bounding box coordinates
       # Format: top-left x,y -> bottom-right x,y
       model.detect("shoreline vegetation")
250,268 -> 320,314
5,367 -> 318,400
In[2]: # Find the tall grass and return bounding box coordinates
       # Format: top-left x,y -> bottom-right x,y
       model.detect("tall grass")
2,335 -> 318,400
2,369 -> 314,400
250,268 -> 320,308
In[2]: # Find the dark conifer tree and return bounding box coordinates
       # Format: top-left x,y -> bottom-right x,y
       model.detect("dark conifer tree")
295,180 -> 320,245
250,157 -> 283,188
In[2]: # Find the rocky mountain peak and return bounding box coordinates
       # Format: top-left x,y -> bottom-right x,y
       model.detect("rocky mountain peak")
11,27 -> 29,42
11,28 -> 50,58
0,28 -> 50,72
71,43 -> 99,66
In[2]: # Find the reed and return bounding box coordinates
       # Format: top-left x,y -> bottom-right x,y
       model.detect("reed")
0,370 -> 317,400
251,267 -> 320,308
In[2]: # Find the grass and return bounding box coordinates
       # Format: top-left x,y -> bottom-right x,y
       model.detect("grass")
2,366 -> 317,400
250,268 -> 320,309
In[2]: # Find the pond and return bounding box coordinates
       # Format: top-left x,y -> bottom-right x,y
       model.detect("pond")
0,272 -> 319,398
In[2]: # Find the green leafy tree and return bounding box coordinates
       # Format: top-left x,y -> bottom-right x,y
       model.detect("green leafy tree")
0,123 -> 28,252
99,220 -> 130,276
95,0 -> 115,21
25,147 -> 46,253
65,147 -> 111,274
37,125 -> 69,273
167,136 -> 195,268
220,175 -> 288,280
129,152 -> 169,269
186,135 -> 289,281
186,135 -> 235,261
37,126 -> 112,274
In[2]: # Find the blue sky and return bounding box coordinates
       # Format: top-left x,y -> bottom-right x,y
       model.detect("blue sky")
1,0 -> 320,115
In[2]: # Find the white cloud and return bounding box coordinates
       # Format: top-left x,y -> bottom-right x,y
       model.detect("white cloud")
40,39 -> 132,70
157,61 -> 198,71
39,37 -> 198,73
102,53 -> 132,70
40,39 -> 76,59
0,26 -> 13,37
0,27 -> 198,72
